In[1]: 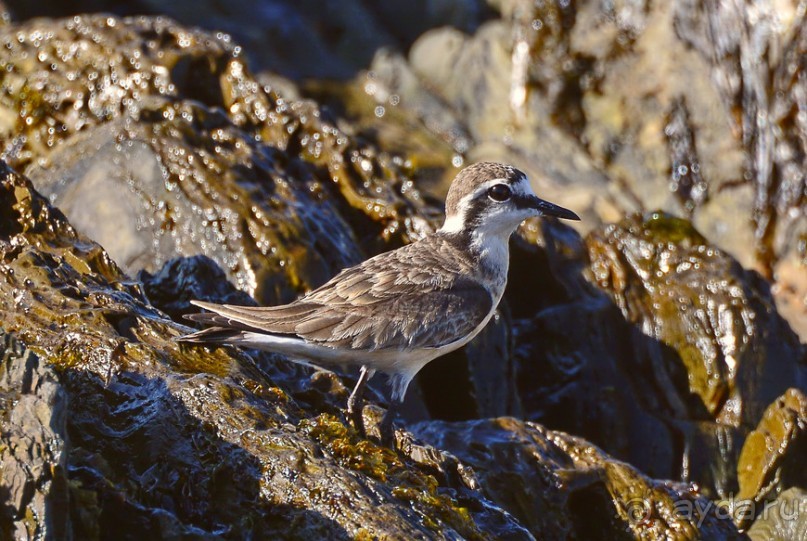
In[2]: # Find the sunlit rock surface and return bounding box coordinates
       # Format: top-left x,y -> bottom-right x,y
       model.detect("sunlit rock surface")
0,15 -> 443,306
747,487 -> 807,541
736,388 -> 807,528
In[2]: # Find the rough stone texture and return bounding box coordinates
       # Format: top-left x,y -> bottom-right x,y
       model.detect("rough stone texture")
0,4 -> 803,539
0,11 -> 522,435
511,214 -> 806,500
0,332 -> 71,541
736,388 -> 807,525
0,15 -> 444,305
585,213 -> 804,428
0,154 -> 748,540
413,417 -> 744,540
746,487 -> 807,541
3,0 -> 492,80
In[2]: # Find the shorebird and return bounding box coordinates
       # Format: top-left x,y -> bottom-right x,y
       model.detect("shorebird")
179,162 -> 579,444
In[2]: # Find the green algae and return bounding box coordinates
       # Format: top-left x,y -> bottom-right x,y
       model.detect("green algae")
301,413 -> 488,540
640,211 -> 708,246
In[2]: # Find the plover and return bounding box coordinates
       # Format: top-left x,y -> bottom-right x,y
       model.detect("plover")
179,162 -> 579,444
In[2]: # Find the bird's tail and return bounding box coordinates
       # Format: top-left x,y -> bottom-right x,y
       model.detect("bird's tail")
177,308 -> 260,345
176,326 -> 249,345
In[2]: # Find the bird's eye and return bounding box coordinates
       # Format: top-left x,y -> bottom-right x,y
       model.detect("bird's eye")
487,184 -> 511,202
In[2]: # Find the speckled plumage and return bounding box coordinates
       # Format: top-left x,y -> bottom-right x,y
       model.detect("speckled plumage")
186,235 -> 493,353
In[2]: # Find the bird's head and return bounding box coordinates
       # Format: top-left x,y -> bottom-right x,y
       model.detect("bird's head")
439,162 -> 580,239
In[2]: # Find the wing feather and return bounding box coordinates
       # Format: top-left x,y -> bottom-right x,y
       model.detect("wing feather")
183,238 -> 494,351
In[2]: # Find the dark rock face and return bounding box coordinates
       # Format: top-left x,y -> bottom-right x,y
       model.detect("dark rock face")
0,333 -> 70,540
512,214 -> 805,498
413,417 -> 743,540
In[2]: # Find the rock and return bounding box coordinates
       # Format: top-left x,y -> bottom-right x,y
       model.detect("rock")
25,113 -> 362,307
585,212 -> 805,427
0,14 -> 444,306
4,0 -> 491,81
0,160 -> 534,539
405,20 -> 623,231
747,487 -> 807,541
771,233 -> 807,342
511,213 -> 806,498
736,388 -> 807,527
0,332 -> 71,540
413,417 -> 745,540
322,0 -> 807,341
138,255 -> 257,322
674,0 -> 807,275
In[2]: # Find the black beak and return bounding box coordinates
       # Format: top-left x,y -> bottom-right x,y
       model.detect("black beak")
524,195 -> 581,221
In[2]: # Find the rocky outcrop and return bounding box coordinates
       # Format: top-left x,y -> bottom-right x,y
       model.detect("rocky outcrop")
414,417 -> 743,540
336,0 -> 807,341
736,389 -> 807,528
0,333 -> 70,540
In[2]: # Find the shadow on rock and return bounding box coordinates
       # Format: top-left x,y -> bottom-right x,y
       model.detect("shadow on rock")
508,214 -> 806,500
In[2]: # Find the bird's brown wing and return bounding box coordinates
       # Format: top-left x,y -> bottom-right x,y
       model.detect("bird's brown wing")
185,242 -> 493,351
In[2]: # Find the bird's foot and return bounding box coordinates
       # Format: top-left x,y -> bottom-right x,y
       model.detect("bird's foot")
347,399 -> 366,438
346,366 -> 373,438
379,407 -> 396,448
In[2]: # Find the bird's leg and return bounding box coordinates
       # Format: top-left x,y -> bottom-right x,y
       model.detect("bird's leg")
347,365 -> 374,437
379,400 -> 398,447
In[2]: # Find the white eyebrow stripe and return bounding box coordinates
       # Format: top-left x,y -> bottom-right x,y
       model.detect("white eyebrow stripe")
439,175 -> 534,233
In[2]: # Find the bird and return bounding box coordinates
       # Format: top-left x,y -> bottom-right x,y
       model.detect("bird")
179,162 -> 580,445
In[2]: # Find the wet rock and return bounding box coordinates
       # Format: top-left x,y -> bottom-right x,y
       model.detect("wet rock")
0,12 -> 522,425
4,0 -> 492,81
138,255 -> 257,322
0,160 -> 533,539
0,14 -> 444,306
0,332 -> 70,540
736,388 -> 807,526
25,112 -> 362,307
304,50 -> 463,191
512,213 -> 805,498
417,309 -> 521,421
664,98 -> 708,214
324,0 -> 807,340
413,417 -> 745,540
674,0 -> 807,274
746,487 -> 807,541
585,212 -> 805,427
772,246 -> 807,342
404,20 -> 623,228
